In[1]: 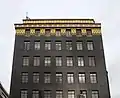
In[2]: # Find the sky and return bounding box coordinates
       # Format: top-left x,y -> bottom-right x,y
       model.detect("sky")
0,0 -> 120,98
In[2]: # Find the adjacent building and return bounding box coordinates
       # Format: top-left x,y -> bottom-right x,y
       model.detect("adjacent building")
0,82 -> 8,98
9,19 -> 111,98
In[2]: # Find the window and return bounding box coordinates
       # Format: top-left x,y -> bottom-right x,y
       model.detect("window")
56,91 -> 63,98
24,41 -> 30,50
76,29 -> 82,36
78,73 -> 86,83
56,29 -> 61,36
33,57 -> 40,66
32,90 -> 39,98
88,56 -> 95,66
20,90 -> 28,98
86,29 -> 92,36
22,56 -> 29,66
92,91 -> 99,98
21,72 -> 28,83
56,57 -> 62,66
90,73 -> 97,83
77,57 -> 84,66
45,29 -> 50,36
80,90 -> 87,98
34,41 -> 40,50
56,73 -> 62,83
67,73 -> 74,84
56,41 -> 62,50
66,41 -> 72,50
87,41 -> 94,50
44,73 -> 51,83
45,41 -> 51,50
67,57 -> 73,66
35,29 -> 40,36
44,90 -> 51,98
68,90 -> 75,98
25,29 -> 30,35
76,41 -> 83,50
44,57 -> 51,66
66,29 -> 72,37
33,73 -> 39,83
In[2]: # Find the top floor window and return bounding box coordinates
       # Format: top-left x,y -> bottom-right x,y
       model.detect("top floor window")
56,29 -> 61,36
76,29 -> 82,36
66,29 -> 72,37
45,29 -> 50,36
25,29 -> 30,35
35,29 -> 40,36
86,29 -> 92,36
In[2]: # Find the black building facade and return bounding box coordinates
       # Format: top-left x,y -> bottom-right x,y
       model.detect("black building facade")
9,19 -> 111,98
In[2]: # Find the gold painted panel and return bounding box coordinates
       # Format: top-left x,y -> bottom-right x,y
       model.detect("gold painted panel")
71,28 -> 76,35
40,28 -> 45,35
51,28 -> 56,35
92,28 -> 101,35
61,28 -> 66,35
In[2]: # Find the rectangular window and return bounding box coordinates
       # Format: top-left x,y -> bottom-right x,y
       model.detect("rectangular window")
22,56 -> 29,66
79,73 -> 86,83
32,90 -> 39,98
20,90 -> 28,98
88,56 -> 95,66
68,90 -> 75,98
45,41 -> 51,50
33,73 -> 39,83
77,57 -> 84,66
76,29 -> 82,36
21,72 -> 28,83
56,90 -> 63,98
56,41 -> 62,50
87,41 -> 94,50
56,29 -> 61,36
80,90 -> 87,98
33,57 -> 40,66
44,73 -> 51,83
56,57 -> 62,66
66,41 -> 72,50
24,41 -> 30,50
66,29 -> 72,37
34,41 -> 40,50
90,73 -> 97,83
44,57 -> 51,66
86,29 -> 92,36
56,72 -> 62,83
35,29 -> 40,36
92,91 -> 99,98
67,73 -> 74,84
44,90 -> 51,98
76,41 -> 83,50
67,57 -> 73,66
45,29 -> 50,36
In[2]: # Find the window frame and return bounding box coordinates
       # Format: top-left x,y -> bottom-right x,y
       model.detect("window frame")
44,73 -> 51,83
33,72 -> 40,83
21,72 -> 28,83
77,57 -> 84,66
56,72 -> 63,83
67,73 -> 74,84
78,73 -> 86,83
67,57 -> 73,66
66,41 -> 72,50
90,72 -> 97,83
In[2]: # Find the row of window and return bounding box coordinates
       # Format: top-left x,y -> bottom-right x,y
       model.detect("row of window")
21,72 -> 97,84
24,40 -> 94,51
25,28 -> 93,37
23,56 -> 95,67
21,89 -> 99,98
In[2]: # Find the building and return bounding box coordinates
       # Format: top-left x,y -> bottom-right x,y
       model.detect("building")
0,82 -> 8,98
9,19 -> 111,98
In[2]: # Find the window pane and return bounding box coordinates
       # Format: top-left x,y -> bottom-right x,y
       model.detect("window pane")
21,73 -> 28,83
34,41 -> 40,50
45,29 -> 50,36
76,41 -> 83,50
90,73 -> 97,83
67,57 -> 73,66
79,73 -> 85,83
34,57 -> 40,66
80,90 -> 87,98
67,73 -> 74,83
56,57 -> 62,66
24,41 -> 30,50
56,91 -> 63,98
86,29 -> 92,36
44,73 -> 51,83
56,73 -> 62,83
56,42 -> 62,50
44,91 -> 51,98
76,29 -> 82,36
56,29 -> 61,36
45,41 -> 51,50
45,57 -> 51,66
68,91 -> 75,98
87,41 -> 94,50
66,29 -> 72,37
32,90 -> 39,98
88,57 -> 95,66
21,90 -> 28,98
78,57 -> 84,66
33,73 -> 39,83
92,91 -> 99,98
23,57 -> 29,66
66,41 -> 72,50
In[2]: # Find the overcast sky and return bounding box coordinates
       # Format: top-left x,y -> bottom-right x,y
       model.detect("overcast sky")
0,0 -> 120,98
